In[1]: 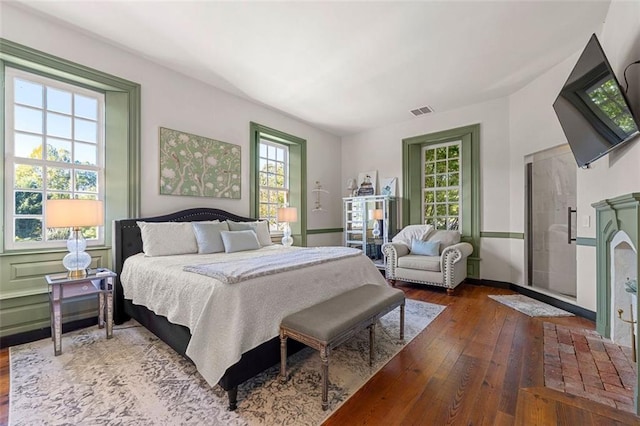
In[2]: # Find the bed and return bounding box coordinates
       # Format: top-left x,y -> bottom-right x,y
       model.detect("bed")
112,208 -> 386,410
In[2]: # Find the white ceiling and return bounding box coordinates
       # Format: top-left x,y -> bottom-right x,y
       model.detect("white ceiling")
15,1 -> 611,136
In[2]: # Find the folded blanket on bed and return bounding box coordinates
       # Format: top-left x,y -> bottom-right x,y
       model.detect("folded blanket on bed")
183,246 -> 362,284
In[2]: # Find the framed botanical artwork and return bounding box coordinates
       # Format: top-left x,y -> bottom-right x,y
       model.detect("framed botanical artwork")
356,170 -> 377,196
159,127 -> 241,198
380,177 -> 397,197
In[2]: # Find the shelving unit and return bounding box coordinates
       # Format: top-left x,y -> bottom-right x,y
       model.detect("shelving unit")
343,195 -> 396,268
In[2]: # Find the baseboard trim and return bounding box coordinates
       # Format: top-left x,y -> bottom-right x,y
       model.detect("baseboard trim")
467,278 -> 596,321
0,316 -> 98,349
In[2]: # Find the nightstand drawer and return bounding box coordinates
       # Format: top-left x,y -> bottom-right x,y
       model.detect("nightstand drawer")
58,280 -> 102,299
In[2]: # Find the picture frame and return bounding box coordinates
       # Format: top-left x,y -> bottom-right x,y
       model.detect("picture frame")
159,127 -> 241,199
356,171 -> 377,196
380,177 -> 397,197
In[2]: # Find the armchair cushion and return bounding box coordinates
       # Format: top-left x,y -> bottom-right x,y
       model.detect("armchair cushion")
392,224 -> 433,248
397,254 -> 441,272
410,239 -> 440,256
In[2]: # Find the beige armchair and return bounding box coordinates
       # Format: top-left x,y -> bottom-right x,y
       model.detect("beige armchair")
382,225 -> 473,295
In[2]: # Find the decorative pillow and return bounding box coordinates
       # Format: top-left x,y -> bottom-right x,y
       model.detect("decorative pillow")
192,221 -> 229,254
392,224 -> 434,248
137,221 -> 198,256
220,230 -> 261,253
227,220 -> 273,247
410,239 -> 440,256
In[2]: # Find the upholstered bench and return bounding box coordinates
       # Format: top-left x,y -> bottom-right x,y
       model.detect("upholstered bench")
279,284 -> 405,410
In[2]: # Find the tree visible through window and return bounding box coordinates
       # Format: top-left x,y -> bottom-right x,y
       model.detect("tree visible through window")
258,140 -> 288,231
5,68 -> 104,248
422,141 -> 461,230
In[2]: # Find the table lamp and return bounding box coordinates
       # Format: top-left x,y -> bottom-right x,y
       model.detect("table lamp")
371,209 -> 384,238
46,199 -> 104,277
277,206 -> 298,247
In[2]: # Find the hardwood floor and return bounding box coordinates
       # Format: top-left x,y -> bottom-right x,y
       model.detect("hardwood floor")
322,283 -> 639,425
1,283 -> 638,425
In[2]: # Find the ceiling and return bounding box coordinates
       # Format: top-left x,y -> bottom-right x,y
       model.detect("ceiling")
15,1 -> 611,136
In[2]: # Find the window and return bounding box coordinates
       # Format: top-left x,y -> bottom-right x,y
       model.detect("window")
422,141 -> 461,230
5,68 -> 105,249
258,139 -> 289,231
403,124 -> 480,278
250,122 -> 307,245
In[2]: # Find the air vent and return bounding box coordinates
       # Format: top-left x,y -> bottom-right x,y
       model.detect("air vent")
410,105 -> 434,117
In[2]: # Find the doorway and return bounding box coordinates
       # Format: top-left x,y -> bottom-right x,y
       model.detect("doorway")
526,145 -> 577,298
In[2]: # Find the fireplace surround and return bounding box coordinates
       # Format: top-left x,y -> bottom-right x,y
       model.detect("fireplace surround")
593,193 -> 640,414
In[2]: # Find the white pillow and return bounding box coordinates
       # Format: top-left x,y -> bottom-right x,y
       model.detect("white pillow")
137,221 -> 198,256
392,224 -> 434,248
220,230 -> 261,253
192,221 -> 229,254
227,220 -> 273,247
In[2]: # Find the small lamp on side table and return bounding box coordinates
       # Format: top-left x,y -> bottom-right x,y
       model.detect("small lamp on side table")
277,206 -> 298,247
46,199 -> 104,278
371,209 -> 384,238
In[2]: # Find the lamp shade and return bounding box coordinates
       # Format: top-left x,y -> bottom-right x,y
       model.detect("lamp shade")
372,209 -> 384,220
46,199 -> 104,228
277,207 -> 298,223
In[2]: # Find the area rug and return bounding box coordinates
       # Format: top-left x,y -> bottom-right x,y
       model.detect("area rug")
488,294 -> 574,317
9,299 -> 444,425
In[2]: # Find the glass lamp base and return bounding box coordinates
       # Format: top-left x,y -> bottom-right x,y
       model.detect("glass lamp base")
63,229 -> 91,277
281,223 -> 293,246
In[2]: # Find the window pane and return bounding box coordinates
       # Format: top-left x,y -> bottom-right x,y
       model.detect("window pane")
259,144 -> 267,157
75,193 -> 98,201
436,161 -> 447,174
74,94 -> 98,120
436,204 -> 447,216
436,174 -> 447,187
47,138 -> 72,162
74,118 -> 97,143
46,112 -> 72,138
75,170 -> 97,192
15,164 -> 43,189
15,106 -> 43,134
15,133 -> 43,159
15,218 -> 42,242
436,217 -> 446,229
275,173 -> 284,187
424,162 -> 434,175
449,173 -> 459,187
268,145 -> 276,159
276,148 -> 284,162
448,190 -> 459,202
436,147 -> 447,160
74,142 -> 97,165
46,226 -> 70,241
47,87 -> 72,114
47,167 -> 72,191
435,190 -> 446,202
15,78 -> 42,108
47,192 -> 71,200
448,218 -> 459,230
425,149 -> 435,162
424,191 -> 434,203
259,190 -> 268,203
425,176 -> 434,188
424,205 -> 434,216
15,191 -> 43,214
448,145 -> 459,158
449,204 -> 459,215
267,173 -> 276,187
449,159 -> 459,172
267,160 -> 275,173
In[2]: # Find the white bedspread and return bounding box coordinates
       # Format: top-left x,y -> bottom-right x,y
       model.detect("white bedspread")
183,246 -> 361,284
120,245 -> 386,387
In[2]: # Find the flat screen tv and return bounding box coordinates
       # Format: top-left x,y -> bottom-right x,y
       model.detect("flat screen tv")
553,34 -> 640,168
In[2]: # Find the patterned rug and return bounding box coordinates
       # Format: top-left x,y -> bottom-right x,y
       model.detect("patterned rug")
488,294 -> 574,317
9,299 -> 444,425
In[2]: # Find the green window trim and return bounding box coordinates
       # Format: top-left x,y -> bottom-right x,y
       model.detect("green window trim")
403,124 -> 481,278
250,122 -> 307,246
0,38 -> 141,254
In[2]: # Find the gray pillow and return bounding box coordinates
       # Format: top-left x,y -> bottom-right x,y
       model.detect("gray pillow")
220,230 -> 261,253
227,220 -> 273,247
192,221 -> 229,254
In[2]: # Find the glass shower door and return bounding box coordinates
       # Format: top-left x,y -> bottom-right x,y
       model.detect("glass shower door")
527,146 -> 577,298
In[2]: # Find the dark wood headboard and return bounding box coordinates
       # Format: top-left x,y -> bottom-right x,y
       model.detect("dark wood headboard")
112,207 -> 255,323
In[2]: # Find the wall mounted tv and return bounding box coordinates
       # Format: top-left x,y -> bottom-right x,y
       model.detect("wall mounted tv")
553,34 -> 640,168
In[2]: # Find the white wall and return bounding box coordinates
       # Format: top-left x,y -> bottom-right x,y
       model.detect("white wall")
341,97 -> 513,282
0,4 -> 344,237
508,0 -> 640,310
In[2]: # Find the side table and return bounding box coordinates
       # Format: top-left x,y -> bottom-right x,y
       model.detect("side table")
45,268 -> 117,355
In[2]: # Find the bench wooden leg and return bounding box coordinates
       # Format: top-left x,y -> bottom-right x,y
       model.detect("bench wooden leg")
400,302 -> 405,340
369,324 -> 375,366
320,346 -> 329,411
279,331 -> 288,383
227,387 -> 238,411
